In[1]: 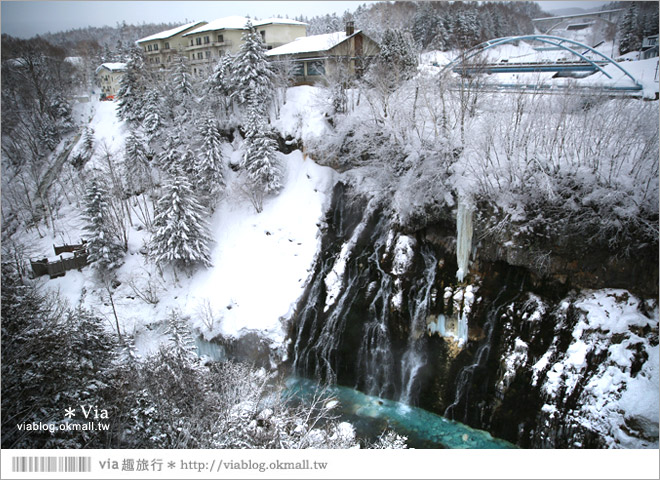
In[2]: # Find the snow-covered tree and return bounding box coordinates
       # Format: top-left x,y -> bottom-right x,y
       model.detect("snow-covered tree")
619,3 -> 642,54
164,309 -> 198,363
82,177 -> 125,273
142,88 -> 162,137
124,131 -> 153,194
171,55 -> 193,103
231,20 -> 276,114
195,116 -> 225,209
82,126 -> 95,153
208,54 -> 235,116
149,168 -> 212,274
157,134 -> 183,174
241,107 -> 283,213
117,52 -> 146,123
378,28 -> 419,83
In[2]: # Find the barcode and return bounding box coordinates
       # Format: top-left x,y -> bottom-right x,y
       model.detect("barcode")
11,456 -> 91,473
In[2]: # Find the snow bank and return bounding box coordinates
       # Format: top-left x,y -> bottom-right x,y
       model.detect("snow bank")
184,149 -> 336,346
271,86 -> 330,144
539,289 -> 659,448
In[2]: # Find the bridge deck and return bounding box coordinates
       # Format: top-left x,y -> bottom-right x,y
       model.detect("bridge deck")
453,61 -> 609,74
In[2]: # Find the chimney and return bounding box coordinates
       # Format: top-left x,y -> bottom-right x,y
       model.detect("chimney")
345,21 -> 355,36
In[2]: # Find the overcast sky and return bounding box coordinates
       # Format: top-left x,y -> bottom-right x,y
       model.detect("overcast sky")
1,1 -> 612,39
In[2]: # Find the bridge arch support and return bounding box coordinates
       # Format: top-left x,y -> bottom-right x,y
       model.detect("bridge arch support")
441,35 -> 642,89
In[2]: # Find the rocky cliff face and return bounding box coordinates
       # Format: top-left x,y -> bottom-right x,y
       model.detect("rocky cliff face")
287,181 -> 659,448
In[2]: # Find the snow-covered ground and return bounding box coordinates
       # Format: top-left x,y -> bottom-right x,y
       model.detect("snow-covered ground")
32,94 -> 336,357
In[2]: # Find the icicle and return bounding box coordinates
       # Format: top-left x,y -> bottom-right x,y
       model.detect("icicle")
456,200 -> 474,282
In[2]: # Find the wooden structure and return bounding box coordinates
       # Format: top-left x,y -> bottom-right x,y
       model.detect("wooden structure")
31,241 -> 88,279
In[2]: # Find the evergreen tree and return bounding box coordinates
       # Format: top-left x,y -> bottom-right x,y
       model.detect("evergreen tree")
241,106 -> 283,212
124,131 -> 153,194
208,54 -> 235,116
82,126 -> 95,153
149,168 -> 212,273
83,177 -> 125,272
157,134 -> 183,174
619,3 -> 642,54
171,55 -> 193,103
117,51 -> 146,123
142,88 -> 162,137
378,28 -> 419,82
231,20 -> 276,114
163,309 -> 198,363
195,116 -> 225,209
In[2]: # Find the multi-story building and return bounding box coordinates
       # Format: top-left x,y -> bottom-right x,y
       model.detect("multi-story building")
181,16 -> 307,75
136,21 -> 207,68
95,63 -> 126,96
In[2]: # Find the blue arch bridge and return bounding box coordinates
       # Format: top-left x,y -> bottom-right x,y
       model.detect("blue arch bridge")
442,35 -> 643,93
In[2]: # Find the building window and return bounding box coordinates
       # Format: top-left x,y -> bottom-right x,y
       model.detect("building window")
147,45 -> 152,51
165,42 -> 170,49
260,30 -> 266,41
217,34 -> 224,43
306,60 -> 326,76
292,62 -> 304,76
190,39 -> 194,46
167,55 -> 171,63
197,52 -> 203,60
196,37 -> 202,45
154,44 -> 158,51
204,35 -> 210,44
205,50 -> 211,59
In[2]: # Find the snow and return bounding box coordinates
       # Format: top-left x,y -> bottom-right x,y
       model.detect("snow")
137,21 -> 204,42
538,289 -> 659,448
95,63 -> 126,74
185,149 -> 335,344
254,18 -> 308,27
271,86 -> 331,144
267,31 -> 349,56
183,16 -> 252,35
391,235 -> 416,276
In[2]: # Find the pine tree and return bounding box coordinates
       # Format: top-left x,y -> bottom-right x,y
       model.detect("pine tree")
619,3 -> 642,54
379,29 -> 418,82
164,309 -> 198,363
82,127 -> 95,153
83,178 -> 125,273
124,131 -> 153,194
172,55 -> 193,103
117,52 -> 146,123
208,54 -> 235,116
157,134 -> 183,174
231,20 -> 276,114
241,106 -> 283,212
149,168 -> 212,273
195,116 -> 225,209
142,88 -> 162,137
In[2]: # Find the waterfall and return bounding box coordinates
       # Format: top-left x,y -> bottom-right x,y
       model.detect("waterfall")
356,240 -> 396,398
399,246 -> 437,404
444,300 -> 500,422
456,200 -> 474,283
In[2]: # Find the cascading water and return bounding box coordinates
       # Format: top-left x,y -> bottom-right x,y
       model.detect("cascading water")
355,239 -> 396,398
399,246 -> 438,404
444,298 -> 502,422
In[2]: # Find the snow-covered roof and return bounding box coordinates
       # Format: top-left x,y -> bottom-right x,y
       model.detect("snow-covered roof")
137,21 -> 205,43
64,56 -> 83,65
254,18 -> 308,27
95,63 -> 127,74
183,16 -> 307,36
266,31 -> 351,56
183,16 -> 252,35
